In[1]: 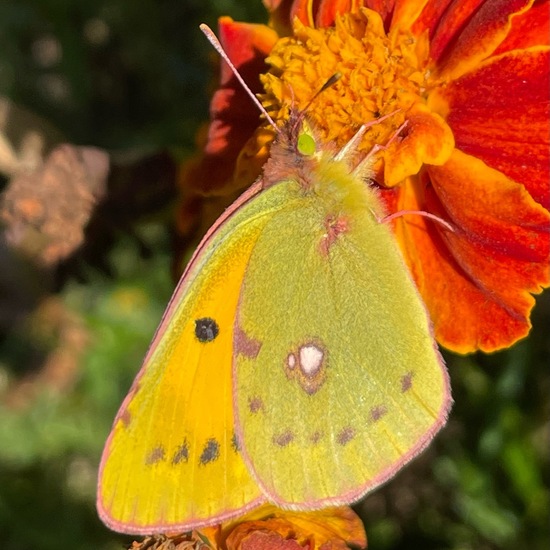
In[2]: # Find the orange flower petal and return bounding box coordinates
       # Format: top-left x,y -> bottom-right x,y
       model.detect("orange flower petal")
384,104 -> 454,186
223,506 -> 366,550
315,0 -> 355,27
233,127 -> 275,189
440,48 -> 550,206
275,0 -> 401,30
391,0 -> 430,31
398,150 -> 549,352
199,525 -> 221,547
267,0 -> 325,29
267,1 -> 374,35
494,0 -> 550,53
290,0 -> 315,26
364,0 -> 395,27
273,507 -> 366,548
434,0 -> 534,80
228,520 -> 307,550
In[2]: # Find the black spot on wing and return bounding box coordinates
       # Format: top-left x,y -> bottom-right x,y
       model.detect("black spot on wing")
145,446 -> 165,465
248,396 -> 264,413
171,441 -> 189,464
273,430 -> 294,447
336,426 -> 355,446
310,431 -> 323,444
231,432 -> 241,452
401,372 -> 413,392
370,405 -> 388,421
199,438 -> 220,465
119,409 -> 131,428
195,318 -> 219,342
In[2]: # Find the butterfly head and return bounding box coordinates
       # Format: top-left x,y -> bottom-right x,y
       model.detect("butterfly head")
262,110 -> 333,190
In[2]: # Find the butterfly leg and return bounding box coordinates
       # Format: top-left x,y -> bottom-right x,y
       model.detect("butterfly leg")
335,110 -> 402,163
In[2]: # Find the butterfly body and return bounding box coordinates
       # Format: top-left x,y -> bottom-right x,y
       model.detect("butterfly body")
97,112 -> 451,534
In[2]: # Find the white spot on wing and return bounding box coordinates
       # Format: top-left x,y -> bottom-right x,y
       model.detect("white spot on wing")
287,353 -> 296,369
283,339 -> 328,394
299,344 -> 324,375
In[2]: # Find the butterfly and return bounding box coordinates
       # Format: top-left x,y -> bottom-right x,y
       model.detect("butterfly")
96,24 -> 452,535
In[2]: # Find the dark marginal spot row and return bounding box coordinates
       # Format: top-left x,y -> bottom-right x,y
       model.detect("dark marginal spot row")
248,396 -> 264,413
199,438 -> 220,465
401,371 -> 413,392
171,441 -> 189,464
194,317 -> 219,343
273,430 -> 294,447
270,427 -> 357,448
336,426 -> 355,446
231,432 -> 241,452
144,436 -> 228,468
310,431 -> 323,444
145,446 -> 165,465
370,404 -> 388,421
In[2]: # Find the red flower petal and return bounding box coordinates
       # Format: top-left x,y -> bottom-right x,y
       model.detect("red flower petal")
433,0 -> 533,79
223,507 -> 366,550
391,0 -> 430,31
364,0 -> 396,27
315,0 -> 355,27
442,49 -> 550,206
269,0 -> 363,29
425,0 -> 486,62
288,0 -> 315,27
238,531 -> 305,550
399,150 -> 549,352
494,0 -> 550,53
411,0 -> 456,38
268,0 -> 401,30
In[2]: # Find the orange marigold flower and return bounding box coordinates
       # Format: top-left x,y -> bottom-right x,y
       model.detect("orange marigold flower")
127,506 -> 366,550
179,0 -> 549,353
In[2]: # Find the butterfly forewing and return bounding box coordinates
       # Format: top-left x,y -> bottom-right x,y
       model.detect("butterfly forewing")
97,203 -> 271,534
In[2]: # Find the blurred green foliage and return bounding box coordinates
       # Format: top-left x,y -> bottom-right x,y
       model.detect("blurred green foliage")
0,0 -> 265,149
0,1 -> 548,549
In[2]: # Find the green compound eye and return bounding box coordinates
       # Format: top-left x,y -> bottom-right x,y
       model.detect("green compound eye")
297,132 -> 316,156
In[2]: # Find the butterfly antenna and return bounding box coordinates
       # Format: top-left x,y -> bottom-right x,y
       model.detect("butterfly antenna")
292,72 -> 342,133
200,24 -> 280,134
307,72 -> 342,111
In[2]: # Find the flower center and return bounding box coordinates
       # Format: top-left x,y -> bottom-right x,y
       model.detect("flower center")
261,9 -> 432,152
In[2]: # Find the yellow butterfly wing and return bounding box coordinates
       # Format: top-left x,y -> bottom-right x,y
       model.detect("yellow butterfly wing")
98,111 -> 451,531
234,155 -> 452,507
97,185 -> 281,534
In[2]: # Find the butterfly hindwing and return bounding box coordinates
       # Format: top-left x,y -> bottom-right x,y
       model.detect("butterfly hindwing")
233,157 -> 451,507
